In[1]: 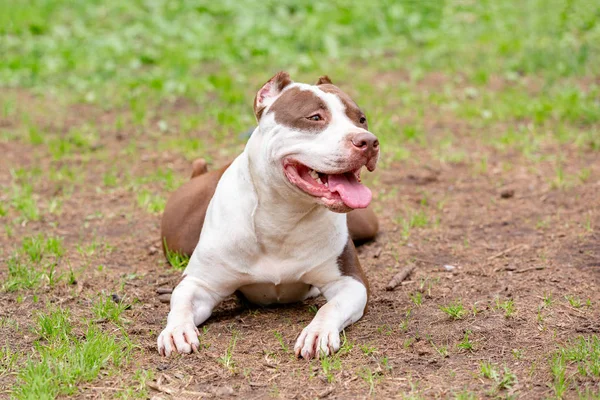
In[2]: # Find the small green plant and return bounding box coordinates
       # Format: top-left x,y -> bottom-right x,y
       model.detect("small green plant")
512,349 -> 524,360
320,351 -> 342,383
480,362 -> 517,394
565,295 -> 582,308
163,238 -> 190,270
218,331 -> 239,373
36,307 -> 72,342
360,344 -> 377,356
0,346 -> 18,376
497,367 -> 517,391
273,331 -> 289,353
480,361 -> 499,380
440,300 -> 466,320
578,168 -> 591,183
397,210 -> 429,240
358,366 -> 381,396
495,298 -> 516,317
430,341 -> 449,358
454,390 -> 477,400
380,356 -> 392,372
400,309 -> 411,332
543,292 -> 553,307
136,189 -> 166,214
377,324 -> 393,335
338,331 -> 353,355
457,331 -> 474,352
92,294 -> 130,325
410,291 -> 423,306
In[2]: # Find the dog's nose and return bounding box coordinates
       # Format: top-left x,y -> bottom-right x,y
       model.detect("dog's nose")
351,132 -> 379,152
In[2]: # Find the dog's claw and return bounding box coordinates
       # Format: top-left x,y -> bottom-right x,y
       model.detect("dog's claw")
294,322 -> 340,360
157,322 -> 200,356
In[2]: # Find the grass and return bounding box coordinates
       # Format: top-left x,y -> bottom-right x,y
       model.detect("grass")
440,301 -> 467,320
92,294 -> 130,325
495,298 -> 516,318
3,235 -> 65,292
12,305 -> 132,399
410,291 -> 423,306
565,294 -> 583,308
358,366 -> 382,396
218,330 -> 239,373
163,238 -> 190,270
480,362 -> 518,394
273,331 -> 290,354
457,331 -> 475,352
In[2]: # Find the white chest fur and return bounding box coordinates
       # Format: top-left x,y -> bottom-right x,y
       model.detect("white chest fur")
184,152 -> 348,300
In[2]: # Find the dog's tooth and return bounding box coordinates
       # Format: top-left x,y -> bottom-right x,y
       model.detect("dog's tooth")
309,170 -> 319,180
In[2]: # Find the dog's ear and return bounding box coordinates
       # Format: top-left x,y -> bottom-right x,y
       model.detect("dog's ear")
254,71 -> 293,121
316,75 -> 332,85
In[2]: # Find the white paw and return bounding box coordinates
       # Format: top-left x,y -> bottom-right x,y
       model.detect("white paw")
157,322 -> 200,356
294,321 -> 340,359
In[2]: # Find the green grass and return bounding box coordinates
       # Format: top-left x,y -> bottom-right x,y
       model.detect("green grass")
440,300 -> 466,320
457,331 -> 475,352
92,294 -> 130,325
12,305 -> 132,399
495,298 -> 516,318
136,189 -> 166,215
3,235 -> 65,292
163,238 -> 190,270
217,330 -> 239,373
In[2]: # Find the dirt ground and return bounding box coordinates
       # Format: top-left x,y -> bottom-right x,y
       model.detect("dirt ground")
0,79 -> 599,399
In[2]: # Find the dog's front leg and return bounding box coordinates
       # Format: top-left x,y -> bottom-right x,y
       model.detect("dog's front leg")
157,275 -> 225,356
294,276 -> 367,359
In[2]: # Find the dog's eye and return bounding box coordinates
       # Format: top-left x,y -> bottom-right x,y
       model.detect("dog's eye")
307,114 -> 322,121
359,117 -> 367,124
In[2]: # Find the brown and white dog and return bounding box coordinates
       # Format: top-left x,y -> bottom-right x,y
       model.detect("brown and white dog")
158,72 -> 380,359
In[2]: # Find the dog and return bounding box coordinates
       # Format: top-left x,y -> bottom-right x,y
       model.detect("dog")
157,72 -> 380,359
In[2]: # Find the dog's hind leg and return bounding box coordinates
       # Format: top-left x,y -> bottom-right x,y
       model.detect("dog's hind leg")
347,208 -> 379,244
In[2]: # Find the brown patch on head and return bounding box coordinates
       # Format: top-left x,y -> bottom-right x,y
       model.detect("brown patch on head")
316,75 -> 333,85
317,84 -> 368,129
268,87 -> 332,132
254,71 -> 293,121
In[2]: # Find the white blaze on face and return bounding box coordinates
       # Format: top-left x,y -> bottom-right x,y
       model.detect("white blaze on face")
250,77 -> 378,211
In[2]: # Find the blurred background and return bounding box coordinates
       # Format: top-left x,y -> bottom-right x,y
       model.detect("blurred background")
1,1 -> 599,399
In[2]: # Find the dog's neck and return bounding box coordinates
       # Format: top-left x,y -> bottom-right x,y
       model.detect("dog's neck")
243,129 -> 336,242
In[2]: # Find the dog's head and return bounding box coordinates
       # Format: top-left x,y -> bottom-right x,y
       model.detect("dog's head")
249,71 -> 380,213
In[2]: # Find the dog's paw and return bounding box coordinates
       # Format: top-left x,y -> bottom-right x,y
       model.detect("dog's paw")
157,322 -> 200,356
294,321 -> 340,359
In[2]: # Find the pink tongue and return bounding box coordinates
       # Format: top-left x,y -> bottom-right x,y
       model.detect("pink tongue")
327,173 -> 372,209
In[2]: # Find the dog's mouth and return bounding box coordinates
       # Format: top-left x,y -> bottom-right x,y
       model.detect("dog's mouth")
283,161 -> 372,210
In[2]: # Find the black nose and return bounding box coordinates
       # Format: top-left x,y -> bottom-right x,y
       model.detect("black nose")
351,132 -> 379,152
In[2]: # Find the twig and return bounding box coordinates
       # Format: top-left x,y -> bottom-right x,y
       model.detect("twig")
386,265 -> 416,291
487,244 -> 526,260
318,387 -> 335,398
515,266 -> 545,274
147,381 -> 175,395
